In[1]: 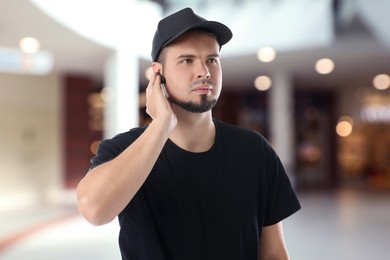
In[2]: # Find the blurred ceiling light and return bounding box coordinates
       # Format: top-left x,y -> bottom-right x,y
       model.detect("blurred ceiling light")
315,58 -> 334,74
257,47 -> 276,62
254,75 -> 272,91
19,37 -> 41,53
0,46 -> 53,74
373,74 -> 390,90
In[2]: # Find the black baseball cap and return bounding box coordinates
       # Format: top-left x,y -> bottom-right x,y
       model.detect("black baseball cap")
151,7 -> 233,61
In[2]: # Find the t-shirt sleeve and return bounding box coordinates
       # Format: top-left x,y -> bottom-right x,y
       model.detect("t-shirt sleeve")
261,139 -> 301,226
90,128 -> 145,170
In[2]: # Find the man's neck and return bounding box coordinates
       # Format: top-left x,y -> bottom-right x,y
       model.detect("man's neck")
169,110 -> 215,153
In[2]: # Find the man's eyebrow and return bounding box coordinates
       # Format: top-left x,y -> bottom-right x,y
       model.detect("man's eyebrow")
176,54 -> 196,60
175,53 -> 220,60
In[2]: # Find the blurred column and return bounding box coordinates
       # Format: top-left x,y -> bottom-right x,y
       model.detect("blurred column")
269,72 -> 296,184
104,48 -> 139,138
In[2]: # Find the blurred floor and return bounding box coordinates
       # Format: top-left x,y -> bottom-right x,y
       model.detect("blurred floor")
0,188 -> 389,260
284,188 -> 390,260
0,205 -> 121,260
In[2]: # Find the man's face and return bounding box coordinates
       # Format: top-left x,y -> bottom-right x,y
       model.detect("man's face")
160,30 -> 222,113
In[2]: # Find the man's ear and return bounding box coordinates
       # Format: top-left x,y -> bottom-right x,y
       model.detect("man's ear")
152,62 -> 163,74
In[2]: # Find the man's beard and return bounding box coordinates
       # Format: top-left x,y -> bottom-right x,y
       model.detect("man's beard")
168,92 -> 217,113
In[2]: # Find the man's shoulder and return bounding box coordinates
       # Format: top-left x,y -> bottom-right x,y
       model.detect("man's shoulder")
90,125 -> 147,168
112,126 -> 146,141
101,125 -> 147,151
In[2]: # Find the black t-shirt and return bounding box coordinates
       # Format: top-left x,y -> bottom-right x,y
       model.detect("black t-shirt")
90,119 -> 301,260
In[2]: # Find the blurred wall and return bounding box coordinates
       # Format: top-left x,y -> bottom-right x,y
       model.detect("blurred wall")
0,73 -> 63,210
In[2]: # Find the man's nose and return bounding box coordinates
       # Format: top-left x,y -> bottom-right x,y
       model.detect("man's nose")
197,62 -> 210,79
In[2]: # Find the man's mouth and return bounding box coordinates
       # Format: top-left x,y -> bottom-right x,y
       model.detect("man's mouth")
192,85 -> 212,94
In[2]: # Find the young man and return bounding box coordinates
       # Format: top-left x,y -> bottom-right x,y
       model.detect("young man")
77,7 -> 300,260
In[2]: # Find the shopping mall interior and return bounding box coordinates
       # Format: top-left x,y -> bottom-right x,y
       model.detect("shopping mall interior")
0,0 -> 389,259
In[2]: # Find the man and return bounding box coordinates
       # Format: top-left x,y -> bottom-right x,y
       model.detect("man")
77,7 -> 300,260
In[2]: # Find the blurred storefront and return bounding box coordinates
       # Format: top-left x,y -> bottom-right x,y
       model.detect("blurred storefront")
337,88 -> 390,190
293,85 -> 390,191
295,90 -> 338,190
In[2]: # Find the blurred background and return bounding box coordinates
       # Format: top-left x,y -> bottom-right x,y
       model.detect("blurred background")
0,0 -> 389,259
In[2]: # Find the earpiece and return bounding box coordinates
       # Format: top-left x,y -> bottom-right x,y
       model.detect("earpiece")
157,72 -> 169,98
157,72 -> 166,84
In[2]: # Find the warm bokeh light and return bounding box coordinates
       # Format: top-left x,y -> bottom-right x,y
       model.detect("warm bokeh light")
254,75 -> 272,91
100,87 -> 113,102
87,93 -> 104,108
315,58 -> 335,74
19,37 -> 41,53
90,140 -> 101,155
298,143 -> 322,163
336,116 -> 354,137
257,46 -> 276,62
373,74 -> 390,90
145,66 -> 153,80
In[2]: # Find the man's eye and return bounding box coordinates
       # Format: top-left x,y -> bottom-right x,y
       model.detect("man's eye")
208,58 -> 218,64
181,59 -> 192,64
